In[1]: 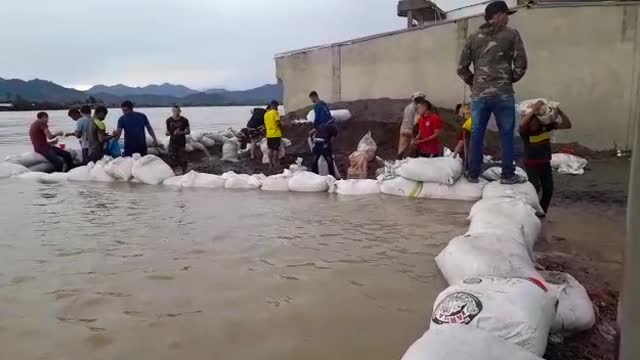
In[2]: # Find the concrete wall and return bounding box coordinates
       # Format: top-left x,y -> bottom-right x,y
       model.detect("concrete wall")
275,3 -> 640,150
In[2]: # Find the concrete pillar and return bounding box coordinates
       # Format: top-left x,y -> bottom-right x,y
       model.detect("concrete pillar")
407,9 -> 414,28
331,45 -> 342,103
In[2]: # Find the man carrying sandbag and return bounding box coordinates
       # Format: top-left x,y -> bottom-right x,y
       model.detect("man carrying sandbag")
457,0 -> 528,185
309,91 -> 338,177
398,92 -> 425,159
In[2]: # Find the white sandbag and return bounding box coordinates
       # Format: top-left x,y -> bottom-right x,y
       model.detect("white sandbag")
163,171 -> 226,189
5,151 -> 48,168
551,153 -> 588,175
261,171 -> 292,192
147,147 -> 161,156
541,271 -> 596,333
289,158 -> 307,173
421,178 -> 487,201
189,140 -> 207,153
160,137 -> 171,149
68,148 -> 84,165
435,233 -> 538,285
67,164 -> 94,181
379,176 -> 425,198
185,143 -> 195,152
131,155 -> 175,185
221,139 -> 240,162
90,161 -> 116,182
189,131 -> 206,142
199,136 -> 216,148
224,173 -> 262,190
306,109 -> 351,123
220,129 -> 236,138
519,98 -> 560,124
482,181 -> 545,214
105,157 -> 135,181
396,157 -> 463,185
206,132 -> 229,144
468,198 -> 542,252
29,162 -> 55,173
163,176 -> 183,187
401,326 -> 544,360
259,139 -> 270,164
0,162 -> 30,178
288,171 -> 335,193
14,171 -> 47,181
329,179 -> 380,196
482,166 -> 528,181
430,277 -> 556,356
356,131 -> 377,161
40,172 -> 70,183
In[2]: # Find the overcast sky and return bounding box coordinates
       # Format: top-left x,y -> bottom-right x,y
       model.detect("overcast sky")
2,0 -> 481,90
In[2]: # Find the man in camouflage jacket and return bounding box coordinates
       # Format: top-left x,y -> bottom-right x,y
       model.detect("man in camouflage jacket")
457,0 -> 528,184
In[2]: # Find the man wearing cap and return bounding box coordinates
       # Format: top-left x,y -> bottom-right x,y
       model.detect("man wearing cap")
457,0 -> 528,184
398,92 -> 426,159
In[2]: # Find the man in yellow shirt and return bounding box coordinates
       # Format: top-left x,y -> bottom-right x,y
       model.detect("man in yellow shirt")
264,100 -> 283,169
453,104 -> 472,167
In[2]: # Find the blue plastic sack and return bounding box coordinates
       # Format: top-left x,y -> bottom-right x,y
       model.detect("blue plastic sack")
106,139 -> 122,158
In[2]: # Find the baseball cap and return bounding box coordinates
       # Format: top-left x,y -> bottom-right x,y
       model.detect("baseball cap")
485,1 -> 517,19
411,92 -> 426,100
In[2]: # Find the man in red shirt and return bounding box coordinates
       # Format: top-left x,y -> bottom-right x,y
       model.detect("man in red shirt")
412,98 -> 443,157
29,112 -> 74,172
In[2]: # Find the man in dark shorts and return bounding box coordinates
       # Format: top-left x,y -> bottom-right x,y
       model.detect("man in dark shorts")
309,91 -> 338,176
264,100 -> 283,169
165,105 -> 191,174
29,112 -> 74,172
519,100 -> 572,216
113,100 -> 159,157
246,106 -> 267,160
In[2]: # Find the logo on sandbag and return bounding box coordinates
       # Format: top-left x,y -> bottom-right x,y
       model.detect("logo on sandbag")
432,292 -> 483,325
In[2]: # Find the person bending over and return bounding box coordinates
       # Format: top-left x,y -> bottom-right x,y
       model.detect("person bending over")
519,100 -> 572,216
245,106 -> 267,160
412,98 -> 443,158
29,112 -> 74,172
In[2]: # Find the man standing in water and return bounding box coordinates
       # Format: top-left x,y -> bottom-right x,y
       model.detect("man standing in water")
309,91 -> 338,177
264,100 -> 283,169
113,100 -> 158,157
457,0 -> 528,184
30,112 -> 74,172
165,105 -> 191,174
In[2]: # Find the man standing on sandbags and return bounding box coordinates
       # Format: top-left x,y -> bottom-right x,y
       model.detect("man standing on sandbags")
113,100 -> 159,157
457,0 -> 528,185
165,105 -> 191,174
309,91 -> 338,177
264,100 -> 284,170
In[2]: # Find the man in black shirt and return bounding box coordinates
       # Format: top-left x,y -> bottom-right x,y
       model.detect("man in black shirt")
245,107 -> 267,160
519,100 -> 572,216
165,105 -> 191,174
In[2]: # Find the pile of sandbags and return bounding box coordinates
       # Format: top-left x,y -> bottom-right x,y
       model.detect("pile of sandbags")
379,157 -> 486,201
0,161 -> 30,178
402,170 -> 595,359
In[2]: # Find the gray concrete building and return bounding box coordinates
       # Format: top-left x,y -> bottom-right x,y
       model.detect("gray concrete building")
275,1 -> 640,151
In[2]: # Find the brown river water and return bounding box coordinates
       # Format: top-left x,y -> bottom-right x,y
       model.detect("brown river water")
0,177 -> 472,360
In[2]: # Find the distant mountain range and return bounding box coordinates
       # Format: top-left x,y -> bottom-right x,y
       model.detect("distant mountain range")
0,77 -> 283,108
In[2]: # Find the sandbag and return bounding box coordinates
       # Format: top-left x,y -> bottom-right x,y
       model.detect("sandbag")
29,162 -> 55,173
261,171 -> 292,192
223,172 -> 262,190
185,143 -> 195,152
551,153 -> 588,175
259,139 -> 270,164
0,162 -> 30,178
519,98 -> 560,124
105,157 -> 135,181
14,171 -> 47,181
132,155 -> 175,185
330,179 -> 380,196
5,152 -> 48,168
288,171 -> 334,193
401,326 -> 544,360
188,140 -> 207,153
306,109 -> 352,123
435,233 -> 538,285
396,157 -> 463,185
206,132 -> 229,144
430,277 -> 556,356
189,131 -> 206,142
356,131 -> 377,161
482,181 -> 545,215
221,139 -> 240,162
468,198 -> 542,252
199,136 -> 216,148
90,160 -> 116,182
289,158 -> 307,173
67,164 -> 94,181
420,178 -> 487,201
541,271 -> 596,333
347,151 -> 368,179
482,166 -> 528,181
379,176 -> 424,198
163,171 -> 226,189
40,172 -> 70,183
68,148 -> 84,165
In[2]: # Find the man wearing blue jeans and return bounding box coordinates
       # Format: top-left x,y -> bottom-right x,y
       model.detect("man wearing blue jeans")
457,1 -> 528,184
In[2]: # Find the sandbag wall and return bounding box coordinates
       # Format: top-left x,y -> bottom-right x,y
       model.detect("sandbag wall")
401,182 -> 596,359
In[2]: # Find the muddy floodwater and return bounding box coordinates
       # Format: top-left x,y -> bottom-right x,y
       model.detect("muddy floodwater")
0,178 -> 471,360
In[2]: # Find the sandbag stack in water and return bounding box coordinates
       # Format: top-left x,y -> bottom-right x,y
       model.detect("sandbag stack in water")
402,175 -> 595,359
